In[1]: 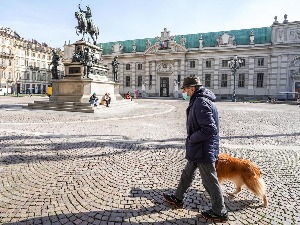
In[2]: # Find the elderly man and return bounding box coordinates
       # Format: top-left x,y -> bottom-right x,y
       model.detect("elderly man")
163,76 -> 228,223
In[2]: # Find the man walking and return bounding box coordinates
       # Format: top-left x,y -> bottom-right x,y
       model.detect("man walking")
163,77 -> 228,223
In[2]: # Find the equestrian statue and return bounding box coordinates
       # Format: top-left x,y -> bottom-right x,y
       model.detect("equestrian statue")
75,4 -> 99,45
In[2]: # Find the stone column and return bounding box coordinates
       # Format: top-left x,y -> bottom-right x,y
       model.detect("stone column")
213,58 -> 219,91
281,55 -> 289,91
180,59 -> 185,78
248,57 -> 255,95
151,61 -> 157,95
131,62 -> 136,91
144,61 -> 150,97
119,62 -> 124,93
197,58 -> 203,82
267,56 -> 276,94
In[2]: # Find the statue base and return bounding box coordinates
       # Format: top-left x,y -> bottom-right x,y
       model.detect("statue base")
50,78 -> 92,103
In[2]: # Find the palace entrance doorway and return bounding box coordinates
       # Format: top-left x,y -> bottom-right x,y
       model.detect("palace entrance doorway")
160,77 -> 169,97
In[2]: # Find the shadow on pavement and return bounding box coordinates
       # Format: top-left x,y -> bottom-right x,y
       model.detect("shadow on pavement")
3,187 -> 260,225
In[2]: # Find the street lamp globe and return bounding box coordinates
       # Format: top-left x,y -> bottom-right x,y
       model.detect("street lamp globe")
228,55 -> 242,102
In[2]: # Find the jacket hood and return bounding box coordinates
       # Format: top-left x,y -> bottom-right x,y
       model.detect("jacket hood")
194,87 -> 216,101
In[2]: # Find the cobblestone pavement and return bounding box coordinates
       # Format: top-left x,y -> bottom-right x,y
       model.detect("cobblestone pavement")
0,96 -> 299,225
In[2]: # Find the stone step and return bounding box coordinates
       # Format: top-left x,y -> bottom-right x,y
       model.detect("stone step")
24,99 -> 138,113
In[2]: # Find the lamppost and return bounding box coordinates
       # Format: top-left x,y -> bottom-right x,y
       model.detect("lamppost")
228,55 -> 242,102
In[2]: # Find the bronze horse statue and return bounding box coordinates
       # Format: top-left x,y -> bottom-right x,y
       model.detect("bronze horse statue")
75,10 -> 99,45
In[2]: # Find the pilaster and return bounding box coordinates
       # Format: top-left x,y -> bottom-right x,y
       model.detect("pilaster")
213,58 -> 219,90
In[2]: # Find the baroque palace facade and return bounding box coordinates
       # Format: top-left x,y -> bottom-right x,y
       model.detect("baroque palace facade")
100,15 -> 300,99
0,27 -> 62,95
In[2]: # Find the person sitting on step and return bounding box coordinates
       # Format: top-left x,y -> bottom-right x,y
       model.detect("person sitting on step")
89,92 -> 99,107
102,93 -> 110,107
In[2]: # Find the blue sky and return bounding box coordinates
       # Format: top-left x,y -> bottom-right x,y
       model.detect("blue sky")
1,0 -> 299,48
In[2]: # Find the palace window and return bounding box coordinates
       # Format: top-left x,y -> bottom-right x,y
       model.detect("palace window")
257,73 -> 264,87
221,74 -> 227,87
258,58 -> 264,66
125,76 -> 131,87
205,74 -> 211,87
138,63 -> 142,70
149,75 -> 152,86
206,60 -> 211,68
177,75 -> 181,83
238,74 -> 245,87
126,64 -> 131,70
137,76 -> 142,87
222,60 -> 230,67
240,59 -> 246,67
190,61 -> 195,68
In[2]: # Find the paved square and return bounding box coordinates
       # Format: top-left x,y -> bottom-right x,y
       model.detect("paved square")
0,97 -> 299,224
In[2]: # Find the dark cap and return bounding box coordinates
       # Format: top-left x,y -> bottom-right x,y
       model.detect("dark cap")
181,77 -> 202,89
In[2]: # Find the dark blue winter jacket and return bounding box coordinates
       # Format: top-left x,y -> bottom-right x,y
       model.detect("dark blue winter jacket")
185,87 -> 219,163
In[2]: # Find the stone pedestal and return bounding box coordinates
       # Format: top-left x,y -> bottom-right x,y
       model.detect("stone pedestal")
50,78 -> 92,103
50,61 -> 92,103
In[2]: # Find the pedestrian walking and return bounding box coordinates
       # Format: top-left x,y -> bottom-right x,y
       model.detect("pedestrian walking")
163,76 -> 228,223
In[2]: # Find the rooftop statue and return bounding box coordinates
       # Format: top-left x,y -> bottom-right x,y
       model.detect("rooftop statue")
75,4 -> 99,45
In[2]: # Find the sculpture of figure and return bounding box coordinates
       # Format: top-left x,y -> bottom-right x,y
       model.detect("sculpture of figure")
111,45 -> 114,53
72,46 -> 84,62
215,36 -> 220,47
75,4 -> 99,45
229,35 -> 236,45
273,16 -> 278,24
156,36 -> 161,42
161,28 -> 170,40
283,14 -> 288,23
249,30 -> 255,44
112,55 -> 119,82
83,47 -> 93,78
132,40 -> 136,52
199,35 -> 203,48
180,36 -> 186,46
50,49 -> 59,79
146,39 -> 151,49
78,4 -> 92,29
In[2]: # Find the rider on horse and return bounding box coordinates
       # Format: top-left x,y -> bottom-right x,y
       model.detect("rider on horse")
78,4 -> 92,29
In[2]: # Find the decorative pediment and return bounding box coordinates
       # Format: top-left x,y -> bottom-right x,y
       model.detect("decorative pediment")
111,43 -> 123,54
216,32 -> 236,47
144,41 -> 187,54
142,28 -> 188,53
157,61 -> 174,74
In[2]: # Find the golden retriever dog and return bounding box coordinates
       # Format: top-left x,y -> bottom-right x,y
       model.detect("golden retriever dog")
216,153 -> 268,207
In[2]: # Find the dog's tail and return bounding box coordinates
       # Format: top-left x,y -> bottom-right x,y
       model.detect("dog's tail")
245,177 -> 268,207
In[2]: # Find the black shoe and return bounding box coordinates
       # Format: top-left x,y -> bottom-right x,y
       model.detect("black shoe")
201,209 -> 228,223
163,193 -> 183,208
